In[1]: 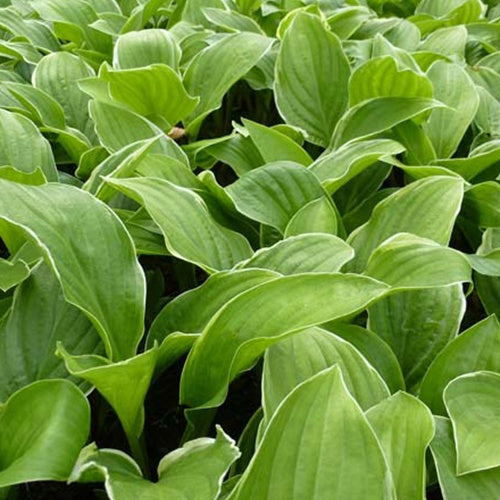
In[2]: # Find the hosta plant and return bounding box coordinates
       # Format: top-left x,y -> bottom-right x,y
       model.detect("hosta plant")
0,0 -> 499,498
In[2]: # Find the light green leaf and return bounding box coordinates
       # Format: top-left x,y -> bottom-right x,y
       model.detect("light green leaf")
0,380 -> 90,487
349,56 -> 433,106
100,64 -> 198,128
107,176 -> 253,273
418,26 -> 467,58
310,139 -> 405,194
346,176 -> 464,272
203,7 -> 265,34
33,52 -> 95,138
430,417 -> 500,500
181,273 -> 389,410
419,316 -> 500,414
113,29 -> 181,70
365,233 -> 471,288
326,323 -> 405,393
146,269 -> 278,347
462,182 -> 500,227
70,427 -> 239,500
0,264 -> 103,399
369,285 -> 465,390
0,109 -> 57,182
230,366 -> 394,499
242,118 -> 312,166
0,180 -> 146,361
226,161 -> 327,233
0,258 -> 29,292
424,61 -> 480,159
444,371 -> 500,474
263,327 -> 390,420
284,197 -> 338,236
239,234 -> 353,274
275,12 -> 350,146
184,32 -> 273,130
331,96 -> 443,148
366,392 -> 434,500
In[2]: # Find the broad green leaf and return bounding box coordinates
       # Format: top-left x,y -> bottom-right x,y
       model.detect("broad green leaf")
184,33 -> 273,130
444,371 -> 500,474
366,392 -> 434,500
346,176 -> 464,272
392,120 -> 436,165
0,109 -> 57,182
100,64 -> 198,128
226,161 -> 327,233
424,61 -> 480,159
238,234 -> 353,274
0,380 -> 90,487
349,56 -> 433,106
0,258 -> 29,292
113,29 -> 181,70
203,8 -> 265,34
2,82 -> 66,129
365,233 -> 472,288
263,327 -> 390,419
310,139 -> 405,194
284,197 -> 338,236
242,118 -> 312,166
70,427 -> 239,500
369,285 -> 465,390
418,26 -> 467,58
430,417 -> 500,500
181,273 -> 389,410
147,269 -> 278,347
419,316 -> 500,414
462,182 -> 500,227
326,323 -> 405,393
33,52 -> 95,138
0,180 -> 146,361
0,264 -> 103,400
275,12 -> 350,146
331,96 -> 442,148
107,176 -> 253,273
469,250 -> 500,276
230,366 -> 394,499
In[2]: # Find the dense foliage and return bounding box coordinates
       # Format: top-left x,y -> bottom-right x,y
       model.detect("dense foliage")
0,0 -> 499,498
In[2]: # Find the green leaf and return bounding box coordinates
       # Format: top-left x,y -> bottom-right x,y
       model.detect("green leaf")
0,109 -> 57,182
331,96 -> 443,148
147,269 -> 278,347
107,176 -> 253,273
419,316 -> 500,414
0,180 -> 146,361
310,139 -> 405,194
203,7 -> 265,34
70,427 -> 239,499
326,323 -> 405,393
242,118 -> 312,166
364,233 -> 472,288
444,371 -> 500,474
230,366 -> 395,499
184,33 -> 273,130
0,264 -> 103,399
275,12 -> 350,146
100,64 -> 198,128
366,392 -> 434,500
181,273 -> 389,410
238,234 -> 353,274
423,61 -> 480,159
284,197 -> 338,236
346,176 -> 464,272
263,327 -> 390,419
33,52 -> 95,138
430,417 -> 500,500
0,380 -> 90,487
226,161 -> 327,233
462,182 -> 500,227
0,258 -> 29,292
349,56 -> 433,106
369,285 -> 465,390
113,29 -> 181,70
